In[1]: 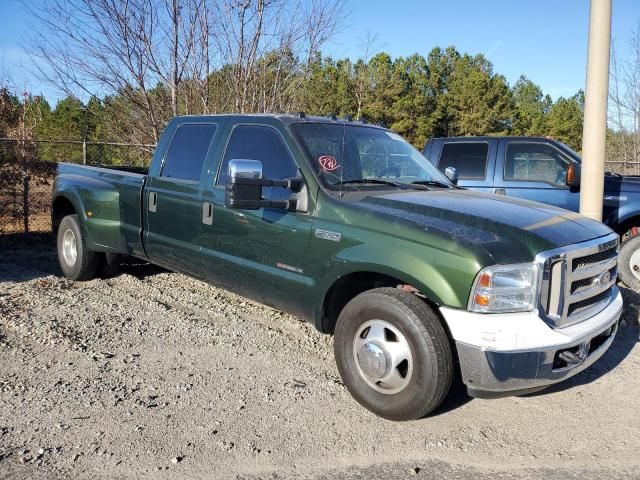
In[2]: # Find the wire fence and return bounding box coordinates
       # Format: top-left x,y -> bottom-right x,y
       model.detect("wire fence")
0,138 -> 154,235
1,136 -> 638,236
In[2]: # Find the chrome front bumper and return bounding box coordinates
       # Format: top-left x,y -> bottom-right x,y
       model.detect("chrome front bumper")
440,286 -> 623,398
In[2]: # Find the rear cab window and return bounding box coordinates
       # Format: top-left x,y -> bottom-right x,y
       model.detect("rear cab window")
438,142 -> 489,179
161,124 -> 217,182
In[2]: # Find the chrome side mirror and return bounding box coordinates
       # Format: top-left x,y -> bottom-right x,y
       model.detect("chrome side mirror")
228,159 -> 263,180
225,159 -> 264,210
224,158 -> 305,211
444,166 -> 459,185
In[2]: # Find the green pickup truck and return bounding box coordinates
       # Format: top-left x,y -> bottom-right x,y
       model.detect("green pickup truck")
52,114 -> 623,420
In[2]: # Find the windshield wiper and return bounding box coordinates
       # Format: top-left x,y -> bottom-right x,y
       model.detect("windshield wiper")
411,180 -> 454,188
333,178 -> 405,188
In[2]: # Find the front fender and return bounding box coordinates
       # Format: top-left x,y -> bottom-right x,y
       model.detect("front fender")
307,222 -> 483,329
605,196 -> 640,231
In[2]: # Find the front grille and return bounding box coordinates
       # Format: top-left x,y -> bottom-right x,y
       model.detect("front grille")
572,248 -> 617,270
567,289 -> 612,317
570,266 -> 616,294
539,233 -> 618,328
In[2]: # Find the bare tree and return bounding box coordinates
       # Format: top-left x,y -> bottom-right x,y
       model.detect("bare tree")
210,0 -> 346,113
352,31 -> 382,120
609,25 -> 640,173
24,0 -> 204,143
25,0 -> 346,143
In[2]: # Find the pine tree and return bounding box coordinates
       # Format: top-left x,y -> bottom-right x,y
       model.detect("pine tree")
512,75 -> 548,136
546,92 -> 584,150
446,53 -> 514,136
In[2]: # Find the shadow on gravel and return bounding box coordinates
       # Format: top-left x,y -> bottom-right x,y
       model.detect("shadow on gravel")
0,232 -> 54,249
119,261 -> 166,279
0,233 -> 61,282
0,232 -> 166,282
524,284 -> 640,398
428,379 -> 473,417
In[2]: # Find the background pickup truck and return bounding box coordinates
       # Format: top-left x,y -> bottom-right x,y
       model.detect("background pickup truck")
52,115 -> 622,420
424,136 -> 640,290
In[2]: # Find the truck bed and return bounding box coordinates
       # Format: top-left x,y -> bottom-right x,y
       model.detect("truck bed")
55,163 -> 147,257
92,164 -> 149,175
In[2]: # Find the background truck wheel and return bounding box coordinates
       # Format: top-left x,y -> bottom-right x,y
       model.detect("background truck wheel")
56,214 -> 98,281
618,234 -> 640,290
333,287 -> 453,421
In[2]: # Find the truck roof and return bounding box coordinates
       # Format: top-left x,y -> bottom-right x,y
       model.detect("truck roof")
428,135 -> 557,142
172,113 -> 388,129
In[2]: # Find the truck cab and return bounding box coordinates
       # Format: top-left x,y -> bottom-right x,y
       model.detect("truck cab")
425,136 -> 640,289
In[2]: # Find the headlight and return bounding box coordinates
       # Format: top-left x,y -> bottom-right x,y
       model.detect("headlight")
468,263 -> 540,313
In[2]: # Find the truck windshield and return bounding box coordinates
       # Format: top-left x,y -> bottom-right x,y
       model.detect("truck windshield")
557,142 -> 582,163
290,123 -> 451,190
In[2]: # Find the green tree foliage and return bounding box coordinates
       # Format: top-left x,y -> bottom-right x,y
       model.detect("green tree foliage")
546,92 -> 584,150
0,88 -> 21,137
445,53 -> 514,136
512,75 -> 551,136
6,46 -> 590,164
388,54 -> 434,146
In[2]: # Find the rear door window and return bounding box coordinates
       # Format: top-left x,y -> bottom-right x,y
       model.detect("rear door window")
439,142 -> 489,179
161,124 -> 217,182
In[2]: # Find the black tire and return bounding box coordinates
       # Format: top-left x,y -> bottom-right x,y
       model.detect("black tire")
56,214 -> 98,281
334,287 -> 453,421
97,252 -> 123,278
617,234 -> 640,290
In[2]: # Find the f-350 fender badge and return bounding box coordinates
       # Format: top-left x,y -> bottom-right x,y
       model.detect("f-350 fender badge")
314,229 -> 341,242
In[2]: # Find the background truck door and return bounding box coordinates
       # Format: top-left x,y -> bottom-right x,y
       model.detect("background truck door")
143,121 -> 220,274
200,123 -> 313,317
432,139 -> 497,192
493,139 -> 580,211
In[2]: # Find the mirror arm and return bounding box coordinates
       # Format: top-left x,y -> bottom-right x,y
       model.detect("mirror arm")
226,197 -> 298,211
230,176 -> 304,192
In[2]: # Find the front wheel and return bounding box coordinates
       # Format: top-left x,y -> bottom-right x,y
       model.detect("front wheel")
57,214 -> 98,281
334,288 -> 453,421
617,234 -> 640,290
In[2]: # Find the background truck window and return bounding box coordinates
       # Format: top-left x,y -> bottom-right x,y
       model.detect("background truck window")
505,143 -> 570,185
218,125 -> 298,201
439,142 -> 488,179
161,124 -> 217,182
356,134 -> 422,179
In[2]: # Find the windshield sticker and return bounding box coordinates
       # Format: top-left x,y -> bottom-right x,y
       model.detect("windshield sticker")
319,155 -> 340,173
385,132 -> 403,141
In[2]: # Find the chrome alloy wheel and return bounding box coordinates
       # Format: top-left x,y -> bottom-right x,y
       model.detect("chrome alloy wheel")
61,228 -> 78,267
352,319 -> 413,395
630,248 -> 640,281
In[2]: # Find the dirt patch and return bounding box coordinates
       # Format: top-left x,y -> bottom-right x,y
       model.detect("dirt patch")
0,236 -> 639,479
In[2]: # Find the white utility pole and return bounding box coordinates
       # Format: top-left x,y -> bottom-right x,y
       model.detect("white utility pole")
580,0 -> 612,221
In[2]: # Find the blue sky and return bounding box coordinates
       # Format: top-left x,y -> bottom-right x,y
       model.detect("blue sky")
1,0 -> 639,105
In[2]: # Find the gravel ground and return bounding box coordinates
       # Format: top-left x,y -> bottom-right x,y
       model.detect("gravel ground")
0,234 -> 639,479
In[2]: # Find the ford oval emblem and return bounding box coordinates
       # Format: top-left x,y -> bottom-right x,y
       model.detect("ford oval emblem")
597,270 -> 611,286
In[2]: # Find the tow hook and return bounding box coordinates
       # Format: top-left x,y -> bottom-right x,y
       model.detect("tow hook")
558,341 -> 590,366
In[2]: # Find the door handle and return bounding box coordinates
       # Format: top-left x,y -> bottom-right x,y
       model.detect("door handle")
494,188 -> 506,195
149,191 -> 157,212
202,202 -> 213,225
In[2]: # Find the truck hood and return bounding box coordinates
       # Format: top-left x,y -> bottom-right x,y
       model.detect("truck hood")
356,189 -> 613,264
